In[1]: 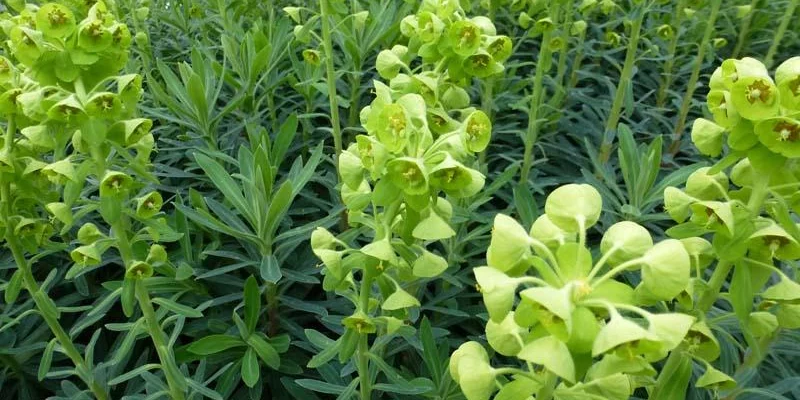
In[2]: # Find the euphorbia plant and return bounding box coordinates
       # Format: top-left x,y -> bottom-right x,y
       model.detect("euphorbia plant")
308,0 -> 511,398
665,56 -> 800,391
450,184 -> 725,400
0,2 -> 188,398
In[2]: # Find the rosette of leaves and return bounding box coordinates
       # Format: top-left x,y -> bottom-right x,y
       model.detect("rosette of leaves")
0,2 -> 193,399
449,183 -> 734,400
661,56 -> 800,396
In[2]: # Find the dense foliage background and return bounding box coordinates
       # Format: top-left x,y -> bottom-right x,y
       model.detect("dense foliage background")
1,0 -> 799,399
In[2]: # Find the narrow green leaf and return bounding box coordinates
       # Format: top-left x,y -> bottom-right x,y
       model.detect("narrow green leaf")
247,334 -> 280,370
188,335 -> 246,355
241,349 -> 260,388
152,297 -> 203,318
37,339 -> 57,381
244,275 -> 260,334
259,254 -> 281,284
194,152 -> 254,224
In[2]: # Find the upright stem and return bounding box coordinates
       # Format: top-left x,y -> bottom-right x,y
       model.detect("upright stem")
764,0 -> 799,68
115,221 -> 185,400
655,0 -> 688,108
598,5 -> 645,165
565,29 -> 588,100
697,177 -> 768,314
549,6 -> 574,108
520,2 -> 562,185
732,0 -> 760,59
319,0 -> 343,159
1,118 -> 108,400
357,269 -> 373,400
667,0 -> 722,156
135,280 -> 186,400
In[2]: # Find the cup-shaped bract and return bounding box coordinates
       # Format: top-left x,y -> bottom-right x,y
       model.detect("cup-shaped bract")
417,11 -> 444,43
376,49 -> 406,80
77,222 -> 103,244
381,287 -> 421,310
461,110 -> 492,153
686,321 -> 721,361
755,117 -> 800,158
77,18 -> 113,52
135,191 -> 163,219
486,35 -> 513,63
696,364 -> 736,391
36,3 -> 76,38
685,167 -> 728,200
530,214 -> 573,250
70,243 -> 102,266
338,149 -> 364,190
689,201 -> 735,236
486,214 -> 532,272
776,57 -> 800,110
450,342 -> 496,400
125,260 -> 154,280
761,277 -> 800,303
375,103 -> 411,153
446,20 -> 482,57
639,239 -> 690,301
748,223 -> 800,261
720,57 -> 769,88
545,184 -> 602,232
730,76 -> 780,121
99,170 -> 134,198
691,118 -> 726,157
463,51 -> 504,78
706,90 -> 740,129
474,266 -> 519,322
429,155 -> 482,197
600,221 -> 653,266
386,157 -> 428,196
486,312 -> 526,356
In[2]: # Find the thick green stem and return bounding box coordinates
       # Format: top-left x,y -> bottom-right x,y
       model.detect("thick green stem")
357,334 -> 371,400
598,6 -> 645,165
114,221 -> 185,400
135,280 -> 186,400
764,0 -> 798,68
697,260 -> 732,313
520,3 -> 562,185
564,30 -> 588,102
655,0 -> 689,108
319,0 -> 343,159
548,5 -> 574,109
732,0 -> 760,59
1,117 -> 108,400
667,0 -> 722,156
357,268 -> 373,400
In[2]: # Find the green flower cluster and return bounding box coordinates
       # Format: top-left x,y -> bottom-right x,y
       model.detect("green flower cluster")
451,184 -> 730,400
1,0 -> 131,88
396,1 -> 512,80
669,57 -> 800,330
309,0 -> 510,372
0,1 -> 165,268
694,57 -> 800,159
